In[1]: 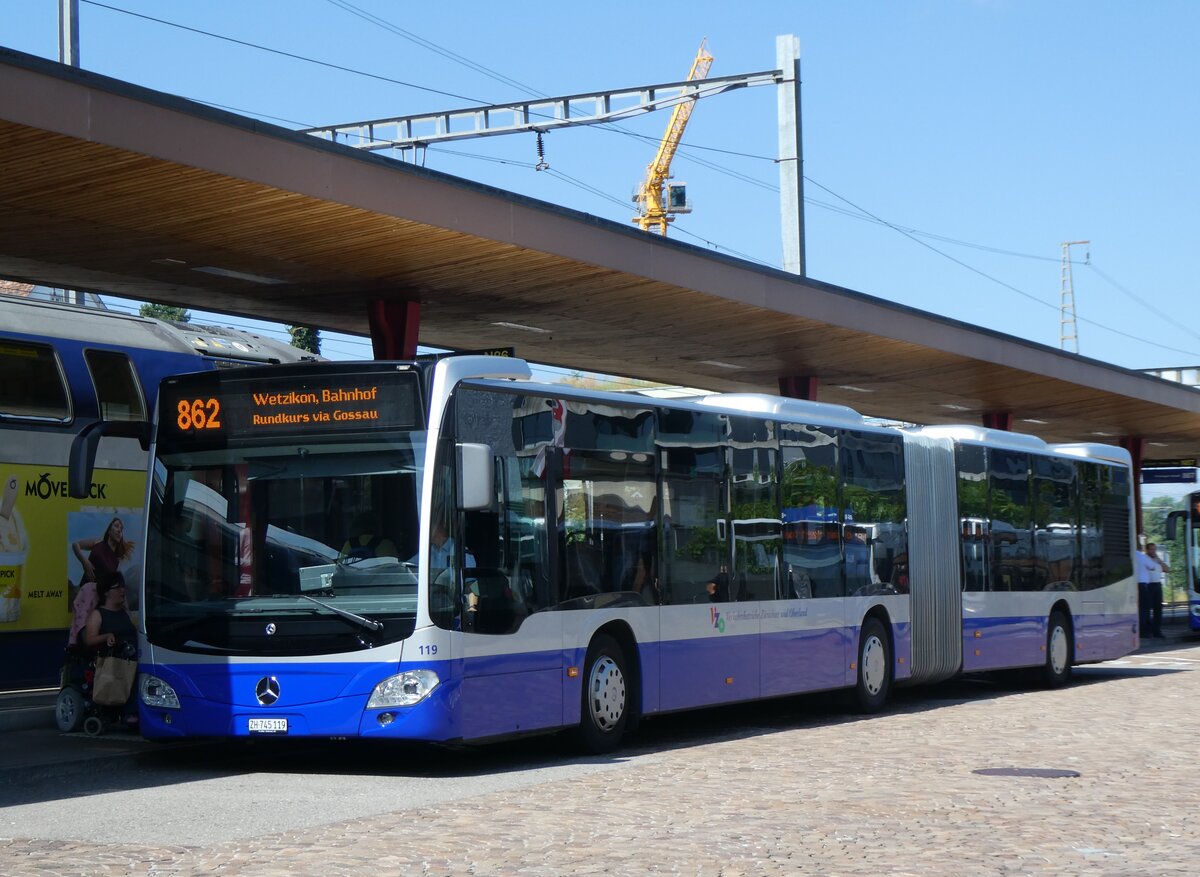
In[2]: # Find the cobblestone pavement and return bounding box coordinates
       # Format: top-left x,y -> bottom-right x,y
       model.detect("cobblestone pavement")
4,646 -> 1200,876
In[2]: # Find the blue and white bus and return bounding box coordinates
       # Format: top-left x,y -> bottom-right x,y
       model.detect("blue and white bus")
1166,492 -> 1200,630
0,294 -> 316,691
70,355 -> 1137,751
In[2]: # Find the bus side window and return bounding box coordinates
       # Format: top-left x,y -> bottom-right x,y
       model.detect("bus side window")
84,349 -> 147,422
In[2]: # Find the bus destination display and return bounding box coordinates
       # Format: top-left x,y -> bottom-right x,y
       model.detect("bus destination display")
160,372 -> 419,442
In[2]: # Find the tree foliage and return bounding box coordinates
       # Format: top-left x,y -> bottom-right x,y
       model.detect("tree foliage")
287,325 -> 321,354
1144,494 -> 1186,601
140,302 -> 190,322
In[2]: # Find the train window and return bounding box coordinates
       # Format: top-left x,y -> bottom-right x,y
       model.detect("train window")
85,349 -> 147,421
0,340 -> 71,421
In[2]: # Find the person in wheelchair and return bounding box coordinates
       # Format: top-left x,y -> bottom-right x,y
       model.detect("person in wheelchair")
56,570 -> 138,733
84,571 -> 136,656
83,571 -> 138,721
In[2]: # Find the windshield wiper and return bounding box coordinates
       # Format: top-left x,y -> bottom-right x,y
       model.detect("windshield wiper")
297,593 -> 383,632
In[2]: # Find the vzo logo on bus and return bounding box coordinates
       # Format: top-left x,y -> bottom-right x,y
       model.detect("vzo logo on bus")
710,606 -> 725,633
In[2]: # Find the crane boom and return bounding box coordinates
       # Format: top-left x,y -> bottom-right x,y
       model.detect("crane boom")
632,40 -> 714,235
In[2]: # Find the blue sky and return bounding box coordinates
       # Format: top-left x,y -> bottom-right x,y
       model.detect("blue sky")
5,0 -> 1199,375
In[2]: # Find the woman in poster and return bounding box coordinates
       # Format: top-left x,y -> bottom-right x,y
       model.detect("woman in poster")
68,516 -> 135,647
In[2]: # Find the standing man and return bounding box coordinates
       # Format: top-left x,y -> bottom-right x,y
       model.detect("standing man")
1136,544 -> 1153,636
1137,542 -> 1170,639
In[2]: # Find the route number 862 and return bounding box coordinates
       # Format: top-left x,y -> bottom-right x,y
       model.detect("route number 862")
176,398 -> 222,431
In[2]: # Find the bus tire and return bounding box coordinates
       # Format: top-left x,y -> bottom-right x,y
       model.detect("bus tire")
575,634 -> 629,754
1042,610 -> 1073,688
55,688 -> 86,733
854,617 -> 891,713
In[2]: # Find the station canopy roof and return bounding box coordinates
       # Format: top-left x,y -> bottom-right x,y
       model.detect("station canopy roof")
2,47 -> 1199,461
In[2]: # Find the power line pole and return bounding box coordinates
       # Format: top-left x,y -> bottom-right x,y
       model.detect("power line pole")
1060,240 -> 1089,353
60,0 -> 82,305
776,34 -> 804,277
59,0 -> 79,68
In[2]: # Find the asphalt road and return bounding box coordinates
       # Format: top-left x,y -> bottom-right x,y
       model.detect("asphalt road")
2,637 -> 1199,874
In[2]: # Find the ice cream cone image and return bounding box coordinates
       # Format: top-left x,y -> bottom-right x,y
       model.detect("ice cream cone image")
0,476 -> 26,623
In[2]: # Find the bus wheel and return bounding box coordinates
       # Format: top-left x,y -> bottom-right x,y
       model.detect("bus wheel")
1042,611 -> 1073,688
55,688 -> 86,733
575,634 -> 629,754
854,617 -> 891,713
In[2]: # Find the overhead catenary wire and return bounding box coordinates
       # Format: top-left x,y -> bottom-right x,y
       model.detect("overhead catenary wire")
80,1 -> 1062,261
76,1 -> 1196,363
79,0 -> 496,105
1086,263 -> 1200,348
88,0 -> 783,243
320,0 -> 548,99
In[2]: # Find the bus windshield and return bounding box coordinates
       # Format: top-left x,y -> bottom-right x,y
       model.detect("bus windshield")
144,435 -> 426,654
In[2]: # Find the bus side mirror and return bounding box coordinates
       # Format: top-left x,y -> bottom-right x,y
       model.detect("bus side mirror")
457,443 -> 494,511
1165,510 -> 1182,542
69,420 -> 151,499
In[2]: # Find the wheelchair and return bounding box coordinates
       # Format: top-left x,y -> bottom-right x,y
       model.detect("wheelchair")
54,641 -> 136,736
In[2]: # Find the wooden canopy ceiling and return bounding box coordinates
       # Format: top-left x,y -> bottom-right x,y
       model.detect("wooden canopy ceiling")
2,47 -> 1199,461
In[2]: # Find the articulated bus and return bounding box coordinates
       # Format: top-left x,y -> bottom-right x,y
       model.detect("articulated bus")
1166,492 -> 1200,630
0,295 -> 316,690
69,355 -> 1137,751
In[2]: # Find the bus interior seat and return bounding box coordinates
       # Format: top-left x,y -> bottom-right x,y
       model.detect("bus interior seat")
472,567 -> 519,633
463,511 -> 500,568
565,541 -> 604,598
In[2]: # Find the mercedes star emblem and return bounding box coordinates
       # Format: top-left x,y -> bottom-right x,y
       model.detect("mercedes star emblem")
255,676 -> 280,706
265,623 -> 276,636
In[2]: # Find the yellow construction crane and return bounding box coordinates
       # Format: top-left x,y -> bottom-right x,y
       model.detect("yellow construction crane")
632,40 -> 713,235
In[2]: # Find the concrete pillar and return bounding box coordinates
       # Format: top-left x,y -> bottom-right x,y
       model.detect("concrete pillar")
367,299 -> 420,360
777,34 -> 805,277
778,375 -> 818,401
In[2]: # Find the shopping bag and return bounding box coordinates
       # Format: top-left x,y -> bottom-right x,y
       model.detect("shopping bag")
93,655 -> 137,706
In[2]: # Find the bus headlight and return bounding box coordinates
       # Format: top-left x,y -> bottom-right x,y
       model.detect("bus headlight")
140,674 -> 181,709
367,670 -> 440,708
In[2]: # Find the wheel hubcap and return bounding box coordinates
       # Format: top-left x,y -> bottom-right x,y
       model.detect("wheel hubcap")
587,655 -> 625,731
862,635 -> 886,696
1049,625 -> 1069,674
58,697 -> 76,726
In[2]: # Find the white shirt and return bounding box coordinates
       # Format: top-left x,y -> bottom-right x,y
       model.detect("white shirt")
410,537 -> 476,569
1137,550 -> 1165,584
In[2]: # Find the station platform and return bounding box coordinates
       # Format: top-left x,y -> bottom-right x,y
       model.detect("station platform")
0,687 -> 57,733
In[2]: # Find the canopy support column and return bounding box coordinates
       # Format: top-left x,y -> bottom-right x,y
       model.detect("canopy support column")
981,411 -> 1012,431
368,299 -> 420,360
778,375 -> 818,401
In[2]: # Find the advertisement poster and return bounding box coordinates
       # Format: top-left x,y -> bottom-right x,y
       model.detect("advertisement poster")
0,463 -> 145,632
